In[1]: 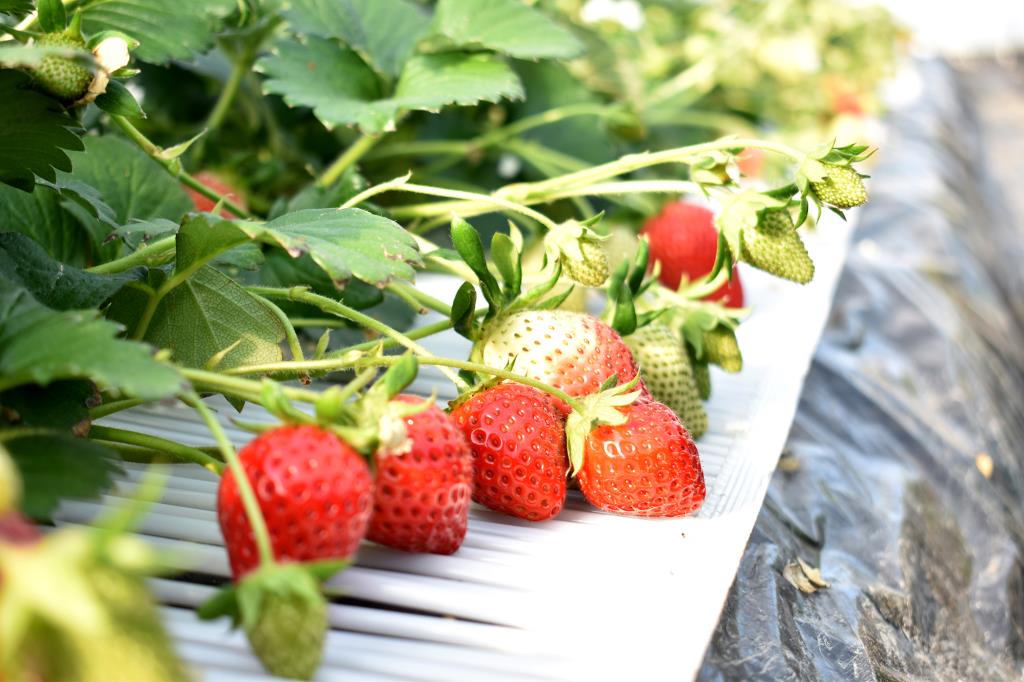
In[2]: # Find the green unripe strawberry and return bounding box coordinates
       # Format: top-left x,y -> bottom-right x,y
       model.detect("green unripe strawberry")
561,236 -> 610,287
239,565 -> 328,680
31,30 -> 93,102
702,325 -> 742,373
810,164 -> 868,209
624,324 -> 707,438
741,208 -> 814,284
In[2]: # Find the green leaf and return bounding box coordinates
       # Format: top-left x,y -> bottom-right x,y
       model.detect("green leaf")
114,266 -> 285,370
64,135 -> 192,224
81,0 -> 230,64
37,0 -> 67,32
38,177 -> 119,234
0,232 -> 142,310
284,0 -> 429,78
0,0 -> 33,17
0,285 -> 182,399
61,136 -> 193,252
6,432 -> 122,520
0,380 -> 95,430
259,38 -> 523,134
108,218 -> 179,249
0,70 -> 84,192
94,79 -> 146,118
255,208 -> 421,287
433,0 -> 582,59
0,184 -> 95,266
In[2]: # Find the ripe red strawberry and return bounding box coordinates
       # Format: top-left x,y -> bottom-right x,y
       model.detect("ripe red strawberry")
367,395 -> 473,554
578,400 -> 705,517
450,383 -> 567,521
641,202 -> 744,307
186,171 -> 247,217
217,425 -> 373,580
481,310 -> 644,414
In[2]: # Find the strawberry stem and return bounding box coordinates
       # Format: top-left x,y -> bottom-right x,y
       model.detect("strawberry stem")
182,392 -> 276,567
317,132 -> 381,188
249,286 -> 469,391
110,115 -> 253,219
89,425 -> 225,474
219,354 -> 585,413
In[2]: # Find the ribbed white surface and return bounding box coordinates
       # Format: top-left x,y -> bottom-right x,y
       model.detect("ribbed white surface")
54,211 -> 854,682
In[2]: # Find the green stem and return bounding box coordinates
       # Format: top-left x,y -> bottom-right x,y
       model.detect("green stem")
249,286 -> 467,390
223,354 -> 584,412
182,393 -> 275,567
181,367 -> 321,405
318,133 -> 380,188
327,314 -> 470,357
386,282 -> 451,316
204,46 -> 256,136
111,116 -> 252,219
368,140 -> 473,160
289,318 -> 350,328
346,179 -> 559,231
90,398 -> 147,420
85,235 -> 176,274
89,425 -> 224,474
254,295 -> 305,363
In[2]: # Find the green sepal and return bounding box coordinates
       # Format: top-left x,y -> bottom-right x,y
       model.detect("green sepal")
490,231 -> 521,299
626,238 -> 650,295
314,330 -> 331,359
450,281 -> 478,340
795,196 -> 810,229
534,284 -> 576,311
564,375 -> 641,476
707,229 -> 733,283
509,260 -> 563,312
450,218 -> 501,313
37,0 -> 68,33
260,379 -> 315,425
609,283 -> 637,336
377,353 -> 418,399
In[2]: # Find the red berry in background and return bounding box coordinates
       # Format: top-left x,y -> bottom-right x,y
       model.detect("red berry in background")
186,171 -> 247,217
367,395 -> 473,555
736,147 -> 764,178
217,425 -> 373,581
641,202 -> 744,308
578,400 -> 705,517
0,513 -> 40,546
450,383 -> 568,522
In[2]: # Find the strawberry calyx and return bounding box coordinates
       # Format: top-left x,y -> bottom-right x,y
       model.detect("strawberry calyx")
543,218 -> 611,288
564,374 -> 644,476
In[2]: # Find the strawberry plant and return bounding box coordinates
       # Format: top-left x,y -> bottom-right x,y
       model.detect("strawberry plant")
0,0 -> 897,678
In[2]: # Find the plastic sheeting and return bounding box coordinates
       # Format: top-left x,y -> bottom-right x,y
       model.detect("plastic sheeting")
699,57 -> 1024,681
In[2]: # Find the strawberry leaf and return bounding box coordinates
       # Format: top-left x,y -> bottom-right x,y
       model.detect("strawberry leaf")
0,233 -> 142,310
0,285 -> 182,399
0,70 -> 84,192
106,265 -> 286,370
81,0 -> 235,64
6,431 -> 122,520
433,0 -> 582,59
0,184 -> 97,266
284,0 -> 429,78
258,37 -> 523,134
0,1 -> 33,17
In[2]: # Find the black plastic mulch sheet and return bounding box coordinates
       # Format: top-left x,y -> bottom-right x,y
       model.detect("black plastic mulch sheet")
699,57 -> 1024,681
